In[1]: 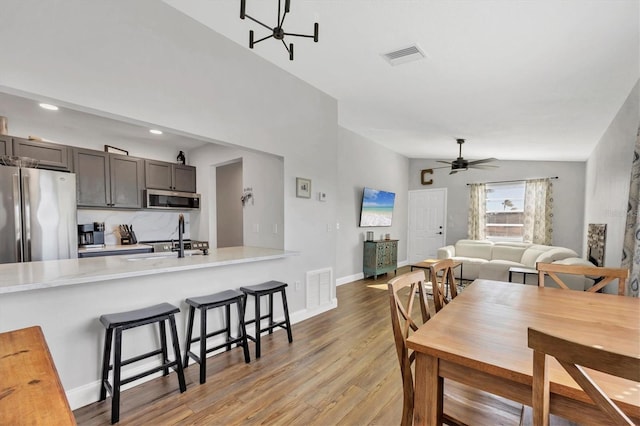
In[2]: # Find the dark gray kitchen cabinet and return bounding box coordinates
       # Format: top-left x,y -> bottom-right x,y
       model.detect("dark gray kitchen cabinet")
110,154 -> 145,207
145,160 -> 196,192
74,148 -> 110,207
12,137 -> 71,171
74,148 -> 145,208
174,164 -> 196,192
0,135 -> 11,156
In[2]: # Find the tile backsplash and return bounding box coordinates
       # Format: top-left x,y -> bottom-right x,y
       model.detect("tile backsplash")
77,210 -> 190,245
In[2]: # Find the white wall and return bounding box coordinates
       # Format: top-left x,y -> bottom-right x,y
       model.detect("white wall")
188,143 -> 285,250
408,159 -> 586,253
336,128 -> 409,282
585,81 -> 639,272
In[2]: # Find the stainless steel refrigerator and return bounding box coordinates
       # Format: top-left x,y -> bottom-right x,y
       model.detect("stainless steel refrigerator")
0,166 -> 78,264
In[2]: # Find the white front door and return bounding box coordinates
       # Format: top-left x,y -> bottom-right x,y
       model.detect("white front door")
408,188 -> 447,263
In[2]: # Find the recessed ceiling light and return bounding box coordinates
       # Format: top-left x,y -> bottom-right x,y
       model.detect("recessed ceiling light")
149,129 -> 163,135
39,103 -> 59,111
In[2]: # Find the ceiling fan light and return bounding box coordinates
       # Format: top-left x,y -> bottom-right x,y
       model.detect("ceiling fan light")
436,138 -> 497,173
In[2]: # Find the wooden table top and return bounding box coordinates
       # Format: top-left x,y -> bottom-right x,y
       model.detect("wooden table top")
411,258 -> 462,269
407,279 -> 640,416
0,326 -> 76,425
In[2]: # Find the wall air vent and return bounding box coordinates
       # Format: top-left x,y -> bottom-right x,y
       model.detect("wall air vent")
382,44 -> 427,66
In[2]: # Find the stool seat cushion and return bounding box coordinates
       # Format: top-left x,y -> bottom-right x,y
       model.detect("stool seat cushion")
186,289 -> 244,308
240,280 -> 288,294
100,303 -> 180,328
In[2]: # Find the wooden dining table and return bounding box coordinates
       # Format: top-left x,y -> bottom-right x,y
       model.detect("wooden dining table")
0,326 -> 76,425
406,279 -> 640,425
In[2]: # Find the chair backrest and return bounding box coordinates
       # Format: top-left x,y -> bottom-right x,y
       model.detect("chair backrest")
429,258 -> 458,313
527,327 -> 640,425
387,270 -> 430,426
536,262 -> 629,295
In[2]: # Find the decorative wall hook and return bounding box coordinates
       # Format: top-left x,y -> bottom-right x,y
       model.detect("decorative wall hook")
241,189 -> 254,206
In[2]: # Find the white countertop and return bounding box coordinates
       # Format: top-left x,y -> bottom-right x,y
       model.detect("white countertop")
0,246 -> 297,294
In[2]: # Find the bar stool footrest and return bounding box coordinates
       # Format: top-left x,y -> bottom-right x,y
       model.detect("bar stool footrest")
118,348 -> 164,368
120,361 -> 179,386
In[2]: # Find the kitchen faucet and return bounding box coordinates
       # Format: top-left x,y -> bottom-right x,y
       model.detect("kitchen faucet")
177,214 -> 185,258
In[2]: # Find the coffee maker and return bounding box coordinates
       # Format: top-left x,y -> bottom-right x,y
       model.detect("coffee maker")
78,222 -> 105,248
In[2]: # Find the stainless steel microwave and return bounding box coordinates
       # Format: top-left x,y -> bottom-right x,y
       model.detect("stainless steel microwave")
144,189 -> 201,210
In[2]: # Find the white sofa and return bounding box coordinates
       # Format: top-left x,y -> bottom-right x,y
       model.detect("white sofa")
437,239 -> 595,291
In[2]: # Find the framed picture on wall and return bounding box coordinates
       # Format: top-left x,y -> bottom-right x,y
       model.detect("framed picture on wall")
296,177 -> 311,198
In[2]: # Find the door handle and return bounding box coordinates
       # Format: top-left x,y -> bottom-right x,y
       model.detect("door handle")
22,174 -> 32,262
13,173 -> 23,262
437,232 -> 443,235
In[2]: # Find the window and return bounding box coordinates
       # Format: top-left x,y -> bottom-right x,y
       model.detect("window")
485,182 -> 525,241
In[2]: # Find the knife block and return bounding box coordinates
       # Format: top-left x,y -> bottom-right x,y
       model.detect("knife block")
119,224 -> 137,245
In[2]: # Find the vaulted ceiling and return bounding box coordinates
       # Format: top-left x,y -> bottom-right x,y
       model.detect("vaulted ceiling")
165,0 -> 639,161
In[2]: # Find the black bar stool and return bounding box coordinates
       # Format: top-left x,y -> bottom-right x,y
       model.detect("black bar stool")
183,289 -> 250,384
99,303 -> 186,424
240,281 -> 293,358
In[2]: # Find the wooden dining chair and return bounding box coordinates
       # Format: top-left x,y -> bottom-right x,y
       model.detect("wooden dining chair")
527,327 -> 640,426
388,271 -> 522,426
536,262 -> 629,295
429,258 -> 459,313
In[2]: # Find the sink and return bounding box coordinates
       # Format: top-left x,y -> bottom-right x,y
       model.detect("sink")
125,251 -> 198,261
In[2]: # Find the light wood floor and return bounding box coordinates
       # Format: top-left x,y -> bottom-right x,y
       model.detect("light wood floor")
73,267 -> 526,425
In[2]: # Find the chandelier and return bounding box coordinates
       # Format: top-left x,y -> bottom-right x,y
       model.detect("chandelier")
240,0 -> 319,61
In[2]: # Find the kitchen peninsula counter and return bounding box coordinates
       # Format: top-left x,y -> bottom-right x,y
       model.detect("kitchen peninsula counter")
0,245 -> 309,411
0,246 -> 297,294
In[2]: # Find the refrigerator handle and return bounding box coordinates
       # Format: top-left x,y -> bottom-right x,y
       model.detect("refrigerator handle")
22,174 -> 32,262
13,173 -> 23,262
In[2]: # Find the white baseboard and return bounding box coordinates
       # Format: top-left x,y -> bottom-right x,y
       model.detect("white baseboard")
67,363 -> 166,410
290,298 -> 337,323
336,272 -> 363,286
336,260 -> 408,286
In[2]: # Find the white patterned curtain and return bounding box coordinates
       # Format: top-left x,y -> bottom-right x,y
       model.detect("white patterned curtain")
621,129 -> 640,297
468,183 -> 486,240
523,179 -> 553,244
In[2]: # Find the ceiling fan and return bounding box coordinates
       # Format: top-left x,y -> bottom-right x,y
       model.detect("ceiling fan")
433,139 -> 497,174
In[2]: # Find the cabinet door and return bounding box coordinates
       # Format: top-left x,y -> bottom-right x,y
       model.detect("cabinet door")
173,164 -> 196,192
110,154 -> 144,208
74,148 -> 111,207
390,241 -> 398,265
0,135 -> 11,156
144,160 -> 173,190
12,137 -> 71,171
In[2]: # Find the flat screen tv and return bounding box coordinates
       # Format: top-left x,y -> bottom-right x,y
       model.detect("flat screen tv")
359,187 -> 396,227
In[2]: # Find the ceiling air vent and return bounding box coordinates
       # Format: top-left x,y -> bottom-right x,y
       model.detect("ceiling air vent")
382,44 -> 427,66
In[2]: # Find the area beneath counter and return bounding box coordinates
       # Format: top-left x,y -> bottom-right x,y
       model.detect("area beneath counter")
0,246 -> 298,294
